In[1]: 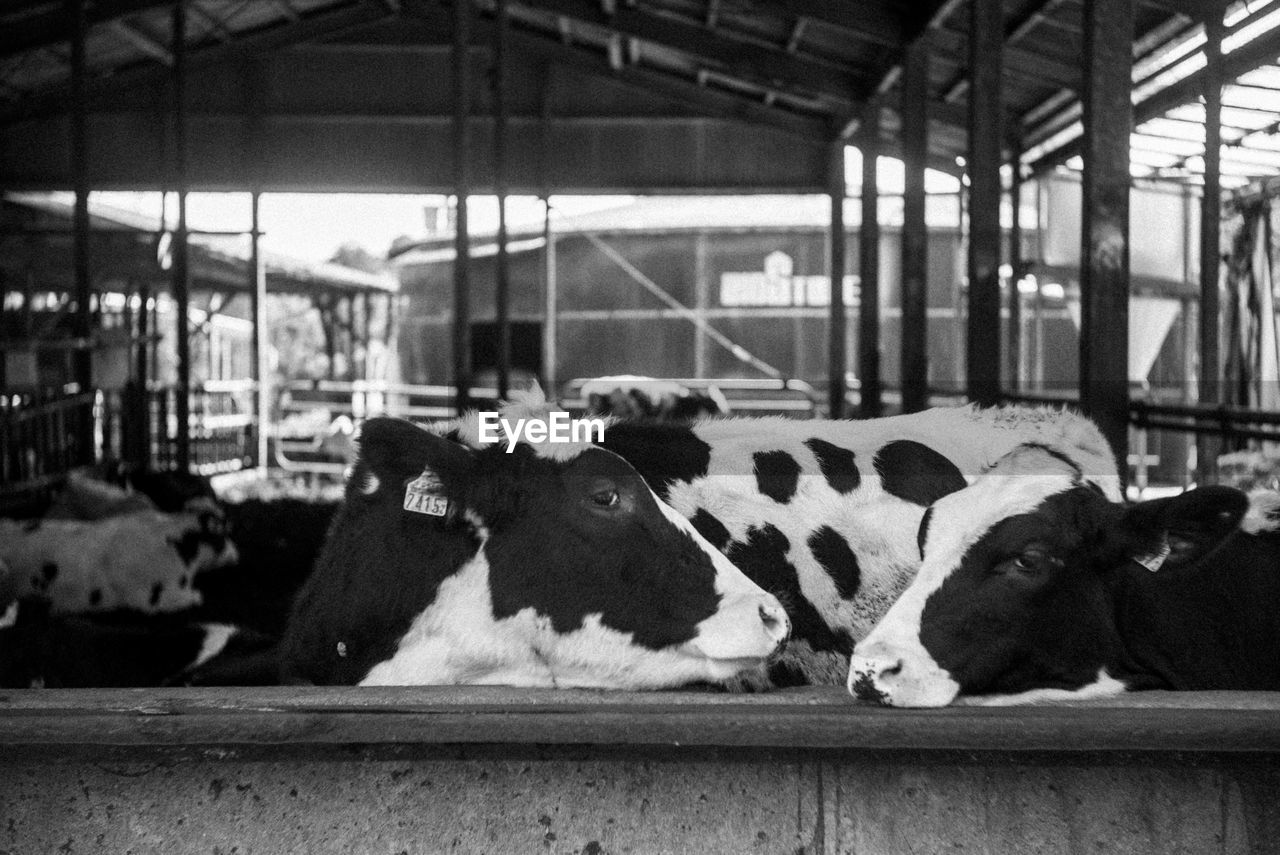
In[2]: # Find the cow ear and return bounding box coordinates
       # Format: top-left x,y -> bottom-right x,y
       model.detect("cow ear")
351,418 -> 475,500
1114,485 -> 1248,572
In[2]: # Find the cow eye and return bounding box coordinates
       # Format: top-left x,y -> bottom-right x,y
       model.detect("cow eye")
1000,548 -> 1051,577
590,488 -> 620,508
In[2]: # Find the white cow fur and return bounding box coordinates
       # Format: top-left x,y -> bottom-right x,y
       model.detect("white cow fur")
0,511 -> 236,614
418,390 -> 1119,687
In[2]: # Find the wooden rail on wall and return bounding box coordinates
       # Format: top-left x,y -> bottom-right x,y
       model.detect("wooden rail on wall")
5,687 -> 1280,759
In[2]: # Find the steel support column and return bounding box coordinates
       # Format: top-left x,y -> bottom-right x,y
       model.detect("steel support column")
494,0 -> 511,400
542,199 -> 557,395
1007,146 -> 1023,393
859,102 -> 882,418
900,36 -> 930,414
250,192 -> 268,471
966,0 -> 1003,407
1079,0 -> 1133,478
452,0 -> 473,414
828,139 -> 848,419
1198,8 -> 1224,481
68,0 -> 92,402
171,0 -> 192,471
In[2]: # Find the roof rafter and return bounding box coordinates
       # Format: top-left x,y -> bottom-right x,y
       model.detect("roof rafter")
513,0 -> 871,106
400,3 -> 836,142
0,1 -> 390,126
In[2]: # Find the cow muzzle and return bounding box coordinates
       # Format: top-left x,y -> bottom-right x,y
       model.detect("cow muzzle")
685,592 -> 790,665
847,640 -> 960,707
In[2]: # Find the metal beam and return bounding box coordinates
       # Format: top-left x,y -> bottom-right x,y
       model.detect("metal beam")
0,2 -> 390,126
941,0 -> 1068,103
494,0 -> 511,400
1079,0 -> 1133,480
106,19 -> 175,65
858,100 -> 883,418
511,0 -> 871,105
68,0 -> 93,414
900,34 -> 930,414
966,0 -> 1002,407
1007,143 -> 1024,394
452,0 -> 473,415
827,138 -> 847,418
762,0 -> 904,47
1,0 -> 174,58
1030,12 -> 1280,173
460,8 -> 836,141
250,191 -> 268,471
1198,7 -> 1223,480
172,0 -> 192,471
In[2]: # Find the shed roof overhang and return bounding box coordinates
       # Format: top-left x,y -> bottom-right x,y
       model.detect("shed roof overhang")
0,0 -> 1216,194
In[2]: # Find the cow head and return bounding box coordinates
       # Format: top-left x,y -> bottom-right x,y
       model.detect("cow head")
340,417 -> 789,688
847,443 -> 1188,707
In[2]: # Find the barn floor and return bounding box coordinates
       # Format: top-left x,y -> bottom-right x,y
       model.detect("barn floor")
2,687 -> 1279,854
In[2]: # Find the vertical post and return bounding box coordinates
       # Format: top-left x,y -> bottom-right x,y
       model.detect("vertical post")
1079,0 -> 1133,480
1007,146 -> 1023,393
828,139 -> 848,418
250,192 -> 268,472
493,0 -> 511,400
694,232 -> 709,378
542,198 -> 557,394
967,0 -> 1002,407
452,0 -> 473,414
900,35 -> 930,414
859,101 -> 882,418
68,0 -> 94,465
68,0 -> 91,388
362,291 -> 373,379
1198,8 -> 1224,482
171,0 -> 192,471
135,283 -> 152,465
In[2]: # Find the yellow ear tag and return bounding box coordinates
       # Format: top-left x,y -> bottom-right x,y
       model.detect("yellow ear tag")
404,468 -> 450,517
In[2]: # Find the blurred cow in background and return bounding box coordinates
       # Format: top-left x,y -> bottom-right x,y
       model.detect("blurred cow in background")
581,376 -> 728,422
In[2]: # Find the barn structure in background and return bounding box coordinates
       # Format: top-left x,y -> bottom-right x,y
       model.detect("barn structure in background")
6,1 -> 1280,851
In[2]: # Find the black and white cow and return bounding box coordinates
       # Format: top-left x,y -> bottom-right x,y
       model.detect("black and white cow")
0,600 -> 275,688
0,510 -> 238,614
279,416 -> 791,687
590,402 -> 1120,687
380,392 -> 1116,688
849,445 -> 1280,706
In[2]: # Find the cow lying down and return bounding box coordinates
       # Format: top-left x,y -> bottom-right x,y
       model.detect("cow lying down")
0,599 -> 275,688
282,393 -> 1117,689
280,417 -> 791,687
0,509 -> 237,614
850,444 -> 1280,706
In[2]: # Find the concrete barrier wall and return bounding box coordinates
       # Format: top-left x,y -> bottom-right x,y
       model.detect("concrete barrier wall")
3,687 -> 1280,854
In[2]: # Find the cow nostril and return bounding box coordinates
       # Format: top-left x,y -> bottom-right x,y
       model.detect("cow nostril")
881,659 -> 904,679
759,602 -> 789,641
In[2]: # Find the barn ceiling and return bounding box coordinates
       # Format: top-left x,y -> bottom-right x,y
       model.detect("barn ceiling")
0,0 -> 1272,192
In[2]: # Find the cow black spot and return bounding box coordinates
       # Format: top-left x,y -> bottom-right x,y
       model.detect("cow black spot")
168,531 -> 202,565
767,660 -> 811,688
150,583 -> 164,607
753,451 -> 801,504
89,588 -> 103,606
808,527 -> 860,599
726,524 -> 852,655
600,422 -> 711,500
873,440 -> 967,506
804,439 -> 860,494
690,508 -> 732,552
41,562 -> 59,583
917,506 -> 935,558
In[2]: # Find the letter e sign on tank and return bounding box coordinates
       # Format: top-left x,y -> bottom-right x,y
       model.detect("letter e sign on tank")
404,468 -> 450,517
